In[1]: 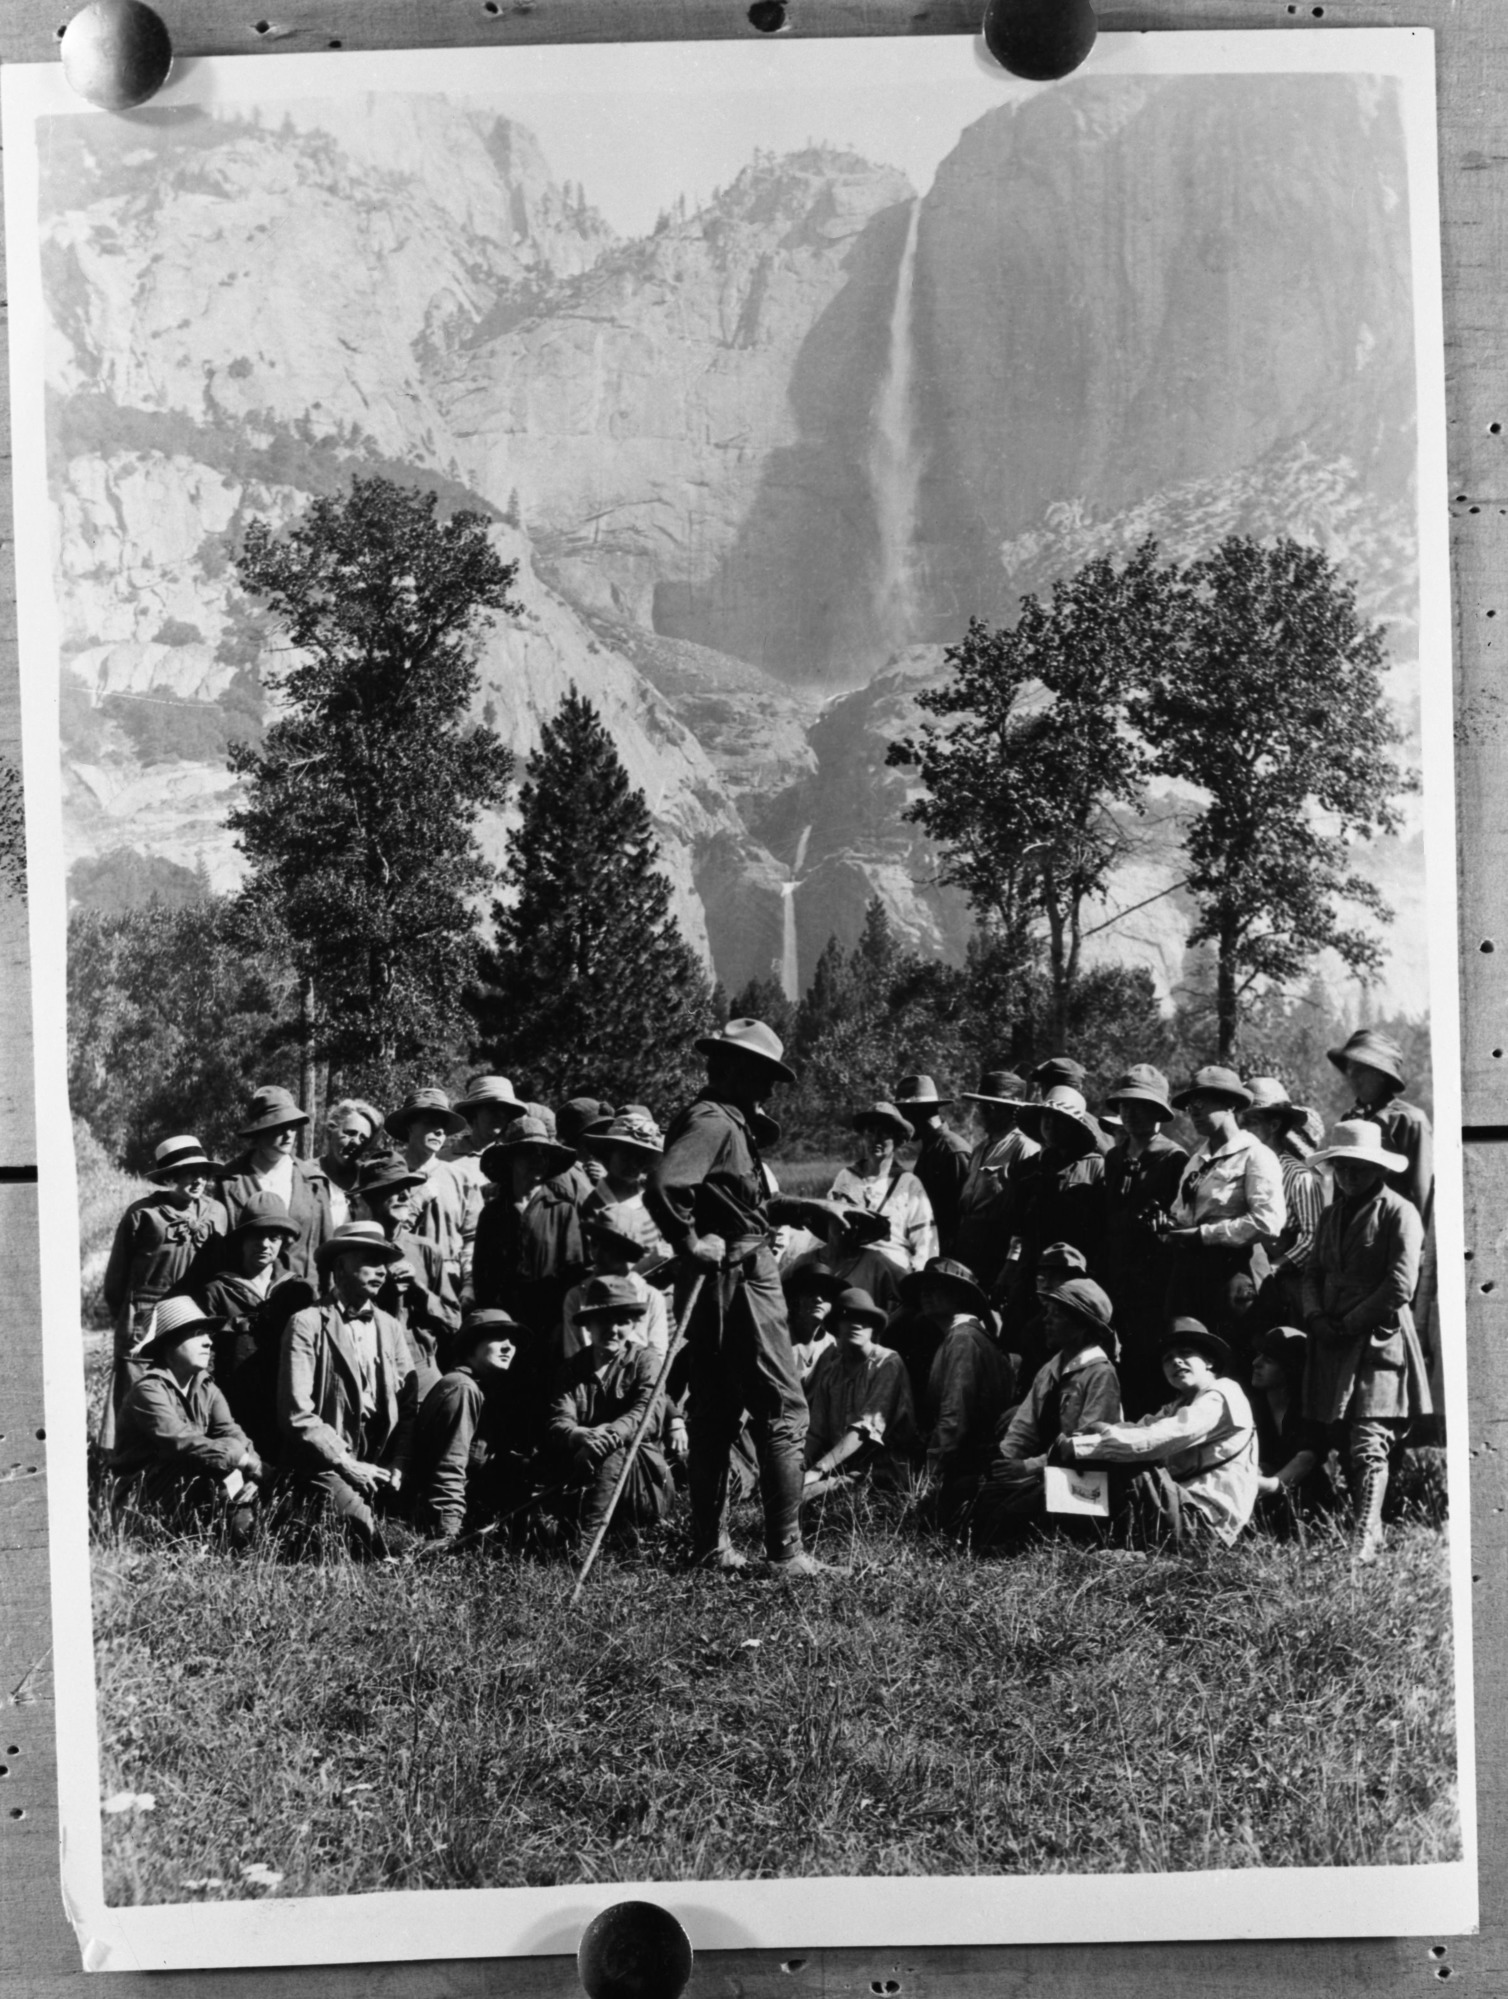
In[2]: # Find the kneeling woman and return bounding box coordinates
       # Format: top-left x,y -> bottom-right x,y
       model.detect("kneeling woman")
1066,1319 -> 1259,1547
802,1286 -> 919,1499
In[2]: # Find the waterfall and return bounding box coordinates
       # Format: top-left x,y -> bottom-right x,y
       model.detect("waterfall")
869,198 -> 922,655
778,822 -> 814,1001
792,823 -> 811,875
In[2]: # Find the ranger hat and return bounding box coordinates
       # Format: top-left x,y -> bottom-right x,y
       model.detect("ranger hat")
586,1108 -> 665,1159
1326,1027 -> 1407,1089
891,1074 -> 953,1108
899,1255 -> 990,1320
384,1086 -> 468,1141
1171,1066 -> 1254,1112
314,1220 -> 406,1274
133,1295 -> 224,1361
455,1074 -> 528,1118
226,1190 -> 300,1242
694,1017 -> 796,1086
574,1274 -> 649,1322
1103,1065 -> 1175,1122
833,1286 -> 889,1330
1161,1316 -> 1233,1372
852,1101 -> 913,1144
480,1115 -> 576,1182
1041,1276 -> 1116,1345
958,1069 -> 1029,1106
238,1085 -> 309,1138
1308,1118 -> 1408,1175
355,1152 -> 428,1203
1016,1086 -> 1103,1156
147,1135 -> 222,1181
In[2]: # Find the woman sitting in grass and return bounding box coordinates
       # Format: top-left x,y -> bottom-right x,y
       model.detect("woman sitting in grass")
1065,1319 -> 1258,1547
802,1286 -> 918,1500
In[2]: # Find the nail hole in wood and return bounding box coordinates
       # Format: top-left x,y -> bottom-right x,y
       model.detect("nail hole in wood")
252,18 -> 270,30
8,1809 -> 22,1821
1430,1948 -> 1449,1961
1480,939 -> 1496,953
1480,1280 -> 1495,1294
782,1963 -> 808,1976
748,0 -> 788,28
1491,423 -> 1503,436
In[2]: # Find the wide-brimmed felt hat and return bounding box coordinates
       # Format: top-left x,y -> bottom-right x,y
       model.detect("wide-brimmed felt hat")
891,1074 -> 953,1108
1032,1056 -> 1087,1092
226,1190 -> 300,1242
695,1017 -> 796,1086
582,1202 -> 661,1262
1242,1077 -> 1311,1133
575,1273 -> 649,1322
1016,1086 -> 1102,1156
586,1109 -> 665,1159
899,1256 -> 990,1320
133,1295 -> 224,1360
1327,1027 -> 1407,1089
314,1221 -> 407,1274
1171,1065 -> 1254,1112
1038,1240 -> 1089,1275
959,1068 -> 1028,1106
355,1153 -> 428,1203
148,1135 -> 222,1181
455,1074 -> 528,1118
784,1264 -> 848,1304
1161,1316 -> 1233,1371
480,1115 -> 576,1182
1308,1118 -> 1409,1175
557,1098 -> 613,1147
1042,1276 -> 1116,1339
833,1285 -> 889,1330
238,1085 -> 309,1137
385,1086 -> 468,1141
1254,1323 -> 1308,1366
1103,1065 -> 1175,1122
852,1101 -> 912,1144
457,1306 -> 521,1345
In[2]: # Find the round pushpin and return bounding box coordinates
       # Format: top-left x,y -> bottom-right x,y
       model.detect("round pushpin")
981,0 -> 1097,82
578,1901 -> 694,1999
61,0 -> 173,111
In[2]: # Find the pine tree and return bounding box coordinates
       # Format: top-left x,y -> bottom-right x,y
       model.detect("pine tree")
472,688 -> 716,1109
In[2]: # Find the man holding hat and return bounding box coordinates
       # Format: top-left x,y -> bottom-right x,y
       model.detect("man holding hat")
1162,1067 -> 1285,1331
278,1221 -> 419,1554
647,1018 -> 826,1575
317,1099 -> 385,1232
900,1258 -> 1014,1510
100,1133 -> 228,1450
827,1102 -> 937,1272
802,1286 -> 918,1498
546,1274 -> 674,1550
1301,1118 -> 1432,1563
1066,1318 -> 1258,1547
952,1069 -> 1038,1295
408,1308 -> 526,1542
969,1275 -> 1121,1545
198,1190 -> 311,1461
220,1085 -> 335,1286
892,1074 -> 971,1257
111,1297 -> 265,1547
1101,1067 -> 1188,1417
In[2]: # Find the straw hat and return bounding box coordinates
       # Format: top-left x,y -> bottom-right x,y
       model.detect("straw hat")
853,1101 -> 913,1144
586,1109 -> 665,1159
1308,1118 -> 1408,1175
1016,1086 -> 1102,1155
455,1075 -> 528,1118
133,1295 -> 223,1361
314,1221 -> 406,1274
147,1135 -> 222,1181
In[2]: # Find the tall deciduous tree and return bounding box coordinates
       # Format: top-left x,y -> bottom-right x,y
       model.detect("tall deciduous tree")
472,688 -> 715,1108
1135,535 -> 1413,1062
887,542 -> 1172,1047
229,477 -> 518,1094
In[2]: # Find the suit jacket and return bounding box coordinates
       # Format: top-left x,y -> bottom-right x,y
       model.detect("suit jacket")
219,1153 -> 335,1285
278,1300 -> 418,1476
1301,1185 -> 1431,1424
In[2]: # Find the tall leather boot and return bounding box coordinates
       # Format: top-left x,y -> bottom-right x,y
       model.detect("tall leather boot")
688,1450 -> 744,1571
760,1437 -> 849,1577
1354,1458 -> 1388,1565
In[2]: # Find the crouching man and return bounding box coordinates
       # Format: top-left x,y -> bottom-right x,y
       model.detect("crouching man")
546,1275 -> 674,1553
278,1221 -> 419,1557
407,1308 -> 525,1544
110,1296 -> 265,1548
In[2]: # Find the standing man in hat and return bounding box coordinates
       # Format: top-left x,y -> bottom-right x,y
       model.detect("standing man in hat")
646,1018 -> 830,1575
198,1190 -> 309,1462
317,1099 -> 385,1232
952,1070 -> 1038,1297
999,1087 -> 1107,1322
1162,1067 -> 1285,1339
278,1220 -> 420,1554
449,1075 -> 531,1298
1066,1318 -> 1259,1547
100,1134 -> 229,1450
220,1085 -> 334,1286
1101,1068 -> 1188,1417
828,1102 -> 937,1273
385,1087 -> 471,1302
892,1074 -> 971,1258
110,1297 -> 265,1547
546,1274 -> 675,1551
1301,1119 -> 1431,1563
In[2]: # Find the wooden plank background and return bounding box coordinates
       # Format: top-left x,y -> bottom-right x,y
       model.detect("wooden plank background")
0,1 -> 1500,1992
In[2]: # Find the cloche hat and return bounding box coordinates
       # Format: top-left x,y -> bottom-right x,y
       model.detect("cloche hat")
238,1085 -> 309,1138
1171,1066 -> 1254,1112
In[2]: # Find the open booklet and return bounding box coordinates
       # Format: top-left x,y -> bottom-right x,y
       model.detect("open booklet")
2,24 -> 1474,1971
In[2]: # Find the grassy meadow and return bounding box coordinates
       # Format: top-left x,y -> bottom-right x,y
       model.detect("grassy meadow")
92,1486 -> 1459,1905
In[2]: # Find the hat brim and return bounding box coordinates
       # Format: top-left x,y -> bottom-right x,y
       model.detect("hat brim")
1170,1083 -> 1253,1112
899,1267 -> 991,1319
785,1267 -> 848,1303
1042,1283 -> 1114,1335
892,1095 -> 953,1110
238,1110 -> 310,1137
228,1214 -> 301,1242
582,1221 -> 652,1258
1161,1328 -> 1234,1371
694,1034 -> 796,1086
481,1139 -> 577,1182
1016,1103 -> 1102,1154
583,1132 -> 663,1159
853,1112 -> 912,1143
315,1235 -> 407,1272
1103,1087 -> 1175,1121
385,1107 -> 469,1140
1326,1042 -> 1406,1087
1310,1142 -> 1410,1174
577,1298 -> 650,1322
835,1302 -> 889,1329
149,1156 -> 222,1181
135,1312 -> 224,1358
957,1092 -> 1024,1108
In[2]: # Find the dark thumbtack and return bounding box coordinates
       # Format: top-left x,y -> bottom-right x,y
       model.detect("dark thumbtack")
981,0 -> 1097,82
578,1901 -> 695,1999
61,0 -> 173,110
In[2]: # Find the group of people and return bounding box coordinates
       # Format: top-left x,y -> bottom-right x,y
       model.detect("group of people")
96,1017 -> 1436,1570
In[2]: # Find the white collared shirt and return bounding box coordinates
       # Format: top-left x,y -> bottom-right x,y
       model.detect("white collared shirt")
1172,1129 -> 1286,1246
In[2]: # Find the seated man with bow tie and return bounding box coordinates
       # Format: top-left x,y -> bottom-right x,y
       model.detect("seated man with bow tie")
277,1221 -> 420,1557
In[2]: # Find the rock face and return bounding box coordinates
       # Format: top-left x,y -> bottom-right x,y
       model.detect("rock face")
36,70 -> 1427,1014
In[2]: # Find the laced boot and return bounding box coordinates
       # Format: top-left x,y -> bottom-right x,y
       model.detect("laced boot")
1354,1459 -> 1388,1566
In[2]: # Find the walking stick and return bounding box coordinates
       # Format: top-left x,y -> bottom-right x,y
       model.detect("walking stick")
569,1270 -> 707,1604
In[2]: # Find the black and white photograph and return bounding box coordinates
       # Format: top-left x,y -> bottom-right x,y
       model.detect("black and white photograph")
3,27 -> 1474,1969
